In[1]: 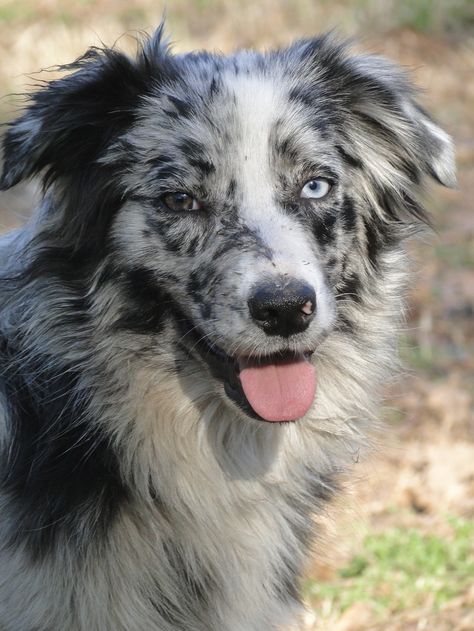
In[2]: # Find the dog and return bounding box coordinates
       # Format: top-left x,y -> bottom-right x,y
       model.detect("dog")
0,24 -> 455,631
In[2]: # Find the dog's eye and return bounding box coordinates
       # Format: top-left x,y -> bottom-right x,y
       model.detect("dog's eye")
161,192 -> 201,212
300,178 -> 332,200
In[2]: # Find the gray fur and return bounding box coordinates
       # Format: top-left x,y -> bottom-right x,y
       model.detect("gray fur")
0,27 -> 454,631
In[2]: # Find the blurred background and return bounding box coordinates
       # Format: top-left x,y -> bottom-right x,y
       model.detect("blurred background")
0,1 -> 473,629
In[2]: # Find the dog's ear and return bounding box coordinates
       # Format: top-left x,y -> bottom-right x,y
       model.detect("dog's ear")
296,37 -> 456,195
345,53 -> 456,189
0,25 -> 171,191
402,101 -> 456,188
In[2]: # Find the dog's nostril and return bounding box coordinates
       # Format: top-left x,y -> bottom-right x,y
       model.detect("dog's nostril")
248,280 -> 316,337
251,306 -> 278,323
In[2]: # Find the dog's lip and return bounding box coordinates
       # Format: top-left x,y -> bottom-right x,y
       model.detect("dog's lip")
200,343 -> 314,368
177,315 -> 314,369
175,315 -> 315,422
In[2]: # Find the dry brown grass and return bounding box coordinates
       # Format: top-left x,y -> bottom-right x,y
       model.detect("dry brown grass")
0,0 -> 472,96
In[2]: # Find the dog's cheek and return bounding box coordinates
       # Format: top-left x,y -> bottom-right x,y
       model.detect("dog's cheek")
186,264 -> 220,323
186,251 -> 249,331
144,212 -> 215,259
309,194 -> 360,289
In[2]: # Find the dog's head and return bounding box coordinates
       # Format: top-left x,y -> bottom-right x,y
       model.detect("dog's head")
1,27 -> 455,424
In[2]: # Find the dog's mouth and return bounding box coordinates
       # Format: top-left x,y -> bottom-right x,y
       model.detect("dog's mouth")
176,317 -> 317,423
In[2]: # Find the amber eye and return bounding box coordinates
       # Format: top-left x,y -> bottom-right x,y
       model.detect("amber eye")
161,192 -> 201,212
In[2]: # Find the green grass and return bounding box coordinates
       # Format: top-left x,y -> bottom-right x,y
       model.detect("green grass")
0,1 -> 38,23
0,0 -> 472,34
399,334 -> 446,377
434,242 -> 474,270
305,516 -> 474,620
358,0 -> 474,34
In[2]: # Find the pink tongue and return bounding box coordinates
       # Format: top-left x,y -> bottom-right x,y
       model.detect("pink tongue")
238,355 -> 316,422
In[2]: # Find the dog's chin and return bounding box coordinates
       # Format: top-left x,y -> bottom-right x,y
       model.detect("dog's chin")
176,317 -> 316,424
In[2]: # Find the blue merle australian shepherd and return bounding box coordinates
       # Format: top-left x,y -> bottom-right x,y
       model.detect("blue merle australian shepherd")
0,24 -> 455,631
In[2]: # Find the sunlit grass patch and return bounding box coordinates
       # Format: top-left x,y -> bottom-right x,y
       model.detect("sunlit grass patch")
0,1 -> 38,23
357,0 -> 474,34
305,516 -> 474,621
434,242 -> 474,270
399,334 -> 446,377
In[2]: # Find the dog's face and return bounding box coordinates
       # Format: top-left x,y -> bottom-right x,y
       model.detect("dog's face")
113,54 -> 347,422
0,29 -> 455,424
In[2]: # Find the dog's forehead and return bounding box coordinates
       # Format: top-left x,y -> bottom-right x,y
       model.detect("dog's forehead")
136,52 -> 337,170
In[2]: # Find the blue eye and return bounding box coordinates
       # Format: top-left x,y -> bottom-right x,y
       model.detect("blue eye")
300,178 -> 332,200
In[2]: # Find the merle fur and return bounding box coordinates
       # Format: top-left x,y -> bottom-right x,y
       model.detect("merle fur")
0,25 -> 454,631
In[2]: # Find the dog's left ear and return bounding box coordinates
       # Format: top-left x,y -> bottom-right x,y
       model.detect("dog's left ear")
0,26 -> 171,191
402,101 -> 456,188
297,37 -> 456,194
346,52 -> 456,189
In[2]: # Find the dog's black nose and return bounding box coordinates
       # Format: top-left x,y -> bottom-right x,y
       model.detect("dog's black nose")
248,280 -> 316,337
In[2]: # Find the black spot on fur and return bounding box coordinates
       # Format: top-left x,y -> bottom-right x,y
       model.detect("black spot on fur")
335,145 -> 363,169
148,161 -> 187,184
113,267 -> 170,333
309,472 -> 337,503
187,269 -> 207,299
148,582 -> 188,628
0,245 -> 103,328
188,157 -> 216,177
199,302 -> 213,321
312,211 -> 337,247
288,86 -> 314,109
400,190 -> 427,223
363,194 -> 403,265
209,76 -> 219,98
227,178 -> 237,199
399,159 -> 421,185
160,229 -> 186,254
163,108 -> 180,120
335,314 -> 357,334
165,541 -> 215,606
180,139 -> 206,161
337,272 -> 362,303
363,217 -> 383,269
168,95 -> 193,119
275,472 -> 337,603
217,221 -> 274,261
93,259 -> 121,288
274,136 -> 299,162
357,111 -> 399,145
0,334 -> 128,561
299,34 -> 344,64
147,155 -> 175,171
285,472 -> 337,548
186,235 -> 200,256
274,558 -> 301,604
341,195 -> 357,231
149,543 -> 216,628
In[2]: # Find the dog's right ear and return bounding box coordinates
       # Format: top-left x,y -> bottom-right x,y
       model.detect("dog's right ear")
0,25 -> 172,191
